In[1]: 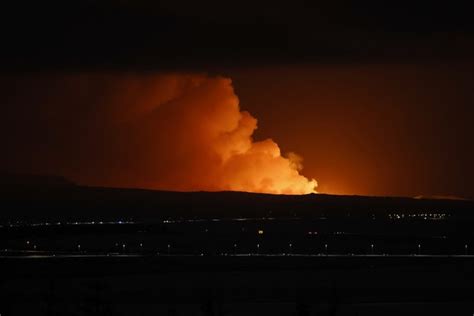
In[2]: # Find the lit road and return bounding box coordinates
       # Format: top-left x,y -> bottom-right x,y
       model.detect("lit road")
2,253 -> 474,259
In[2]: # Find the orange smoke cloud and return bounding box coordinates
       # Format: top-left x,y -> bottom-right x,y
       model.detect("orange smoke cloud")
1,74 -> 317,194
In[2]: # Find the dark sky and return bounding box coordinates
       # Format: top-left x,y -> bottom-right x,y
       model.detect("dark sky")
2,1 -> 474,69
1,1 -> 474,198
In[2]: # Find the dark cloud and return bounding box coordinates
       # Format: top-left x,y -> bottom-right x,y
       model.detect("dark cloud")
1,1 -> 474,71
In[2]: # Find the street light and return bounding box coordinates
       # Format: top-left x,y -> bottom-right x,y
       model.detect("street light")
370,244 -> 374,255
167,244 -> 171,255
257,243 -> 260,255
465,244 -> 468,255
325,243 -> 328,255
289,243 -> 293,255
77,244 -> 81,251
417,244 -> 421,255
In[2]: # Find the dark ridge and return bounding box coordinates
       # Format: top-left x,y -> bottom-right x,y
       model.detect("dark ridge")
0,173 -> 76,189
0,174 -> 473,222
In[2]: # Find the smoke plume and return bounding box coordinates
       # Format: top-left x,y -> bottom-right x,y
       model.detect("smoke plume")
1,74 -> 317,194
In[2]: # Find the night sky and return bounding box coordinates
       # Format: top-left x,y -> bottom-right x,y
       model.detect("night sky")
1,1 -> 474,198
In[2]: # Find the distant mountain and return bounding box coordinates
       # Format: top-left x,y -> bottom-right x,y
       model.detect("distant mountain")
0,173 -> 76,189
0,174 -> 473,222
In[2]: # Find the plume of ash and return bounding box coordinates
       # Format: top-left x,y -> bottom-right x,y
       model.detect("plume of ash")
1,73 -> 317,194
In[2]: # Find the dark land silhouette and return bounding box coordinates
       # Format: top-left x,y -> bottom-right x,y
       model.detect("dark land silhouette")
1,174 -> 474,315
1,174 -> 473,222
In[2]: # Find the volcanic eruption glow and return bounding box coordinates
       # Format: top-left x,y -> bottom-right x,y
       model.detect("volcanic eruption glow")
1,74 -> 317,194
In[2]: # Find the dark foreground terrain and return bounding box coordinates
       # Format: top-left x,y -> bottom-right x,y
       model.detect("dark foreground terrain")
2,255 -> 474,315
1,174 -> 474,315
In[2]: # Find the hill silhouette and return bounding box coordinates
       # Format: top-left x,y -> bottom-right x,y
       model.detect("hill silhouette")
1,174 -> 473,222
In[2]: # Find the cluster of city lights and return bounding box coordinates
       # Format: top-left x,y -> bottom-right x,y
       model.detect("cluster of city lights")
388,213 -> 448,220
